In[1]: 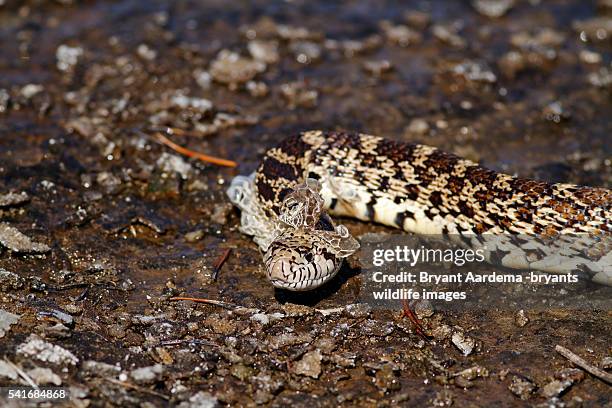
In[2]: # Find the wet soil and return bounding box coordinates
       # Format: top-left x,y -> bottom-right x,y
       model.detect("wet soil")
0,0 -> 610,406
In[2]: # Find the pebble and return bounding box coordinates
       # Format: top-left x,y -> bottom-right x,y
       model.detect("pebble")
472,0 -> 515,18
0,309 -> 20,338
573,17 -> 612,42
514,309 -> 529,327
542,101 -> 570,123
248,40 -> 279,64
170,91 -> 213,113
588,66 -> 612,88
210,203 -> 232,225
508,375 -> 536,400
374,364 -> 401,392
185,229 -> 204,242
343,303 -> 371,318
56,44 -> 83,71
177,391 -> 218,408
231,363 -> 253,381
0,223 -> 51,254
193,69 -> 212,90
432,24 -> 466,48
451,331 -> 476,356
362,60 -> 393,76
0,268 -> 25,291
27,367 -> 62,385
280,81 -> 318,109
209,50 -> 266,88
404,10 -> 431,30
137,44 -> 157,60
381,22 -> 422,46
16,334 -> 79,365
452,60 -> 497,83
291,350 -> 322,378
540,379 -> 573,398
157,152 -> 192,180
0,360 -> 19,380
130,364 -> 164,384
290,41 -> 322,64
246,81 -> 269,97
82,360 -> 122,376
20,84 -> 44,99
0,191 -> 29,207
0,88 -> 9,113
406,118 -> 430,135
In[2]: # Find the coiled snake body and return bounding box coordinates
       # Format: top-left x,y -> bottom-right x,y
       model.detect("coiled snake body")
228,131 -> 611,291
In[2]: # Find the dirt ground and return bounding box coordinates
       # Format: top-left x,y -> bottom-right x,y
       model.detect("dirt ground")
0,0 -> 610,406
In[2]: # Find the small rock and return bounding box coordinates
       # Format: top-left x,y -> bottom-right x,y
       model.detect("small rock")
137,44 -> 157,60
472,0 -> 515,18
404,10 -> 431,30
21,84 -> 44,99
107,324 -> 127,339
0,268 -> 25,291
432,24 -> 466,48
0,191 -> 29,207
16,334 -> 78,365
209,50 -> 266,88
0,223 -> 51,254
555,368 -> 585,383
96,172 -> 121,193
381,22 -> 422,46
601,356 -> 612,369
177,391 -> 218,408
290,41 -> 322,64
451,331 -> 475,356
0,309 -> 20,338
291,350 -> 322,378
130,364 -> 164,384
248,40 -> 279,64
515,309 -> 529,327
573,17 -> 612,42
362,60 -> 393,76
431,324 -> 453,340
331,352 -> 356,368
374,364 -> 401,392
406,118 -> 430,135
56,44 -> 83,71
27,367 -> 62,385
542,101 -> 570,123
185,229 -> 204,242
414,300 -> 434,319
246,81 -> 269,97
231,363 -> 253,381
452,60 -> 497,83
82,360 -> 122,377
509,375 -> 536,400
0,360 -> 19,380
0,88 -> 9,113
157,152 -> 192,180
193,69 -> 212,90
344,303 -> 371,318
211,203 -> 232,225
280,81 -> 318,109
588,66 -> 612,88
540,379 -> 573,398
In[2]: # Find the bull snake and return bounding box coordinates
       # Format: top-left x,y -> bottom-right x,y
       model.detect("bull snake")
227,130 -> 611,291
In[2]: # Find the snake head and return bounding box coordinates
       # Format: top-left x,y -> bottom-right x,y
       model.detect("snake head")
264,230 -> 343,291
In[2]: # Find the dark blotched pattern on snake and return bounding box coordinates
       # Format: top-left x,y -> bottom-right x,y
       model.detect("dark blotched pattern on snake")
228,130 -> 611,290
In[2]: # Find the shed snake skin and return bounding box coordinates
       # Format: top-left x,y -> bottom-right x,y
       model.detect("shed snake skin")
227,131 -> 611,291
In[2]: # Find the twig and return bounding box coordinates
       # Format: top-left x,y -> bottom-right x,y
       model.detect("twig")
157,339 -> 219,348
211,248 -> 231,281
154,132 -> 236,168
555,345 -> 612,385
401,299 -> 431,340
4,358 -> 38,389
103,378 -> 170,400
169,297 -> 259,314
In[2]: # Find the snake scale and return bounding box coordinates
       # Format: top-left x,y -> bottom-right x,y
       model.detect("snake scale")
227,130 -> 611,291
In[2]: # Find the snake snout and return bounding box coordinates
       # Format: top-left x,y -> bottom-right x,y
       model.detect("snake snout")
264,237 -> 341,291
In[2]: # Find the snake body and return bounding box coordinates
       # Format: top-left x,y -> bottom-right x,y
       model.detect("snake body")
227,130 -> 611,290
